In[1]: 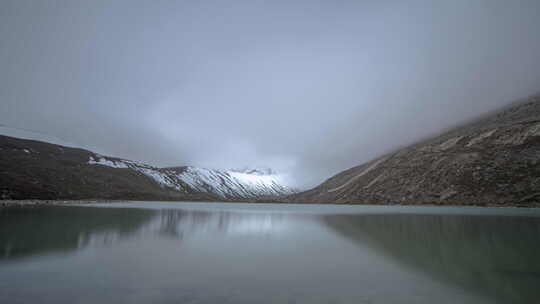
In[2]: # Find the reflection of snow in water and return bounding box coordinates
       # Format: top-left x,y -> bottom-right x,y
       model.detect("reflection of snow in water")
77,230 -> 125,248
156,209 -> 299,238
74,208 -> 303,248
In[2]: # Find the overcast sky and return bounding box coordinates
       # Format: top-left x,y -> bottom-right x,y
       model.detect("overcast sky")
1,0 -> 540,188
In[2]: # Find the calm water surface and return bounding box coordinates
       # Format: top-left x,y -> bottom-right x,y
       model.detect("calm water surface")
1,202 -> 540,304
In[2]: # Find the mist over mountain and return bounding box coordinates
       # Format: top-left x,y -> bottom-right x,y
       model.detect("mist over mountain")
1,1 -> 540,188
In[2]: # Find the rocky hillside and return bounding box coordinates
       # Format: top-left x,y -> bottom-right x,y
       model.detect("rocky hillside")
0,135 -> 294,201
288,94 -> 540,206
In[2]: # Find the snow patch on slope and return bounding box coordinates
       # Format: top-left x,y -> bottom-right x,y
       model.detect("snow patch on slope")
88,156 -> 129,168
228,171 -> 285,191
87,155 -> 183,190
136,167 -> 181,190
176,167 -> 227,195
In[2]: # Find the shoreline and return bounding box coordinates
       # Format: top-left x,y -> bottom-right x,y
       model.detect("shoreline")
1,199 -> 539,209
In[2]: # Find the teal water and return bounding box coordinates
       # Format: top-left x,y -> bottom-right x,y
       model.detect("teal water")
1,202 -> 540,304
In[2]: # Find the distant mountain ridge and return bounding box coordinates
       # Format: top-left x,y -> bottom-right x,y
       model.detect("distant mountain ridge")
0,129 -> 295,200
0,124 -> 93,151
287,94 -> 540,207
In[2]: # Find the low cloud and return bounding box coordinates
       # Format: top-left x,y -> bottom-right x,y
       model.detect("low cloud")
1,0 -> 540,188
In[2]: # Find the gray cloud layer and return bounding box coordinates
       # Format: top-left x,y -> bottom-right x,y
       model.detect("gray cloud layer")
1,0 -> 540,187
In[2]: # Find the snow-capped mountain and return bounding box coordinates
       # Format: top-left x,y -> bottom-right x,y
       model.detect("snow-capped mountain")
86,155 -> 295,199
0,125 -> 295,200
163,166 -> 294,199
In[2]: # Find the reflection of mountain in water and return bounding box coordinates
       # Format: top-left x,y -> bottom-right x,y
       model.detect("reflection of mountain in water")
0,206 -> 157,261
323,213 -> 540,304
157,209 -> 293,239
0,206 -> 297,261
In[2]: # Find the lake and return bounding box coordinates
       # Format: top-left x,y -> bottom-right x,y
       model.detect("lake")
1,202 -> 540,304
